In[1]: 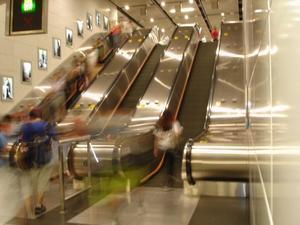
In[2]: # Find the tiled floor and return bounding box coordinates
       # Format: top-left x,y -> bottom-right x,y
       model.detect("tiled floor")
69,187 -> 199,225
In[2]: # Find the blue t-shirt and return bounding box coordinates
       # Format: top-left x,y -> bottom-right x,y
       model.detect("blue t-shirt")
21,121 -> 55,143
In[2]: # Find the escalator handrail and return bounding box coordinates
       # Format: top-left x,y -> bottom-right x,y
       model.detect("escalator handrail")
87,29 -> 153,123
164,27 -> 197,118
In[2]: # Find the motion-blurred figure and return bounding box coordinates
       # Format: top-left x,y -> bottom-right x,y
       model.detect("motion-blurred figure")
0,115 -> 22,224
211,26 -> 219,41
153,110 -> 183,187
20,108 -> 56,216
110,23 -> 122,48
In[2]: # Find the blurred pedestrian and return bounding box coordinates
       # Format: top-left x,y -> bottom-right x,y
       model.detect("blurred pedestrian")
20,108 -> 56,216
0,115 -> 22,224
153,110 -> 183,187
211,26 -> 219,41
110,23 -> 121,48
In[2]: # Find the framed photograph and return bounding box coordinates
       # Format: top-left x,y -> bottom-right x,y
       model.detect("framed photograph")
1,76 -> 13,101
38,48 -> 47,70
21,60 -> 32,83
86,13 -> 93,30
52,37 -> 61,58
76,19 -> 84,37
65,27 -> 73,47
104,16 -> 109,30
95,10 -> 102,27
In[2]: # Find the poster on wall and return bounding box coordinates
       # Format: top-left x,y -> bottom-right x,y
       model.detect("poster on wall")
53,37 -> 61,58
21,60 -> 32,83
95,10 -> 102,27
104,16 -> 109,30
76,19 -> 84,37
1,76 -> 13,101
38,48 -> 47,70
65,28 -> 73,47
86,13 -> 93,30
6,0 -> 48,35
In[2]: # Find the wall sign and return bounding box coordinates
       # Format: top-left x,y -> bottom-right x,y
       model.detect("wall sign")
6,0 -> 48,35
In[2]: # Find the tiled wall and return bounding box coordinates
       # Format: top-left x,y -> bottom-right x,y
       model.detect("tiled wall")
0,0 -> 117,114
245,0 -> 300,225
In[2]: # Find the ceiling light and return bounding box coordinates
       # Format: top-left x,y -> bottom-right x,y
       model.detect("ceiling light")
161,1 -> 166,7
169,8 -> 176,14
189,0 -> 193,3
221,12 -> 225,16
184,15 -> 189,20
150,18 -> 154,23
181,7 -> 195,13
161,28 -> 165,33
105,8 -> 111,12
125,5 -> 130,10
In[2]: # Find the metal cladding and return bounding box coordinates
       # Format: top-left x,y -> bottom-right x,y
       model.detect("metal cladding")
182,22 -> 250,185
69,26 -> 201,180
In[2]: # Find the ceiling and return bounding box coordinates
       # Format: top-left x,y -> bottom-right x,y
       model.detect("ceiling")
112,0 -> 240,40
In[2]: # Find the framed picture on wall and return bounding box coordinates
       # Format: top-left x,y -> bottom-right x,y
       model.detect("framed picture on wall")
104,16 -> 109,30
52,37 -> 61,58
38,48 -> 48,70
21,60 -> 32,83
65,27 -> 73,47
86,13 -> 93,30
76,19 -> 84,37
1,75 -> 13,101
95,10 -> 102,27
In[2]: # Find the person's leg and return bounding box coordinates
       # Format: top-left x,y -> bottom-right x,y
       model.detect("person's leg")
36,164 -> 53,210
165,150 -> 175,187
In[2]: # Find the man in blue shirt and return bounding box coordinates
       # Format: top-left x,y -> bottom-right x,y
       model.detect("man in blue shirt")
20,108 -> 56,215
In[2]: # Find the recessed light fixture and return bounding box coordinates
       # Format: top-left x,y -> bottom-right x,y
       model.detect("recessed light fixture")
189,0 -> 193,3
161,28 -> 165,33
125,5 -> 130,10
221,12 -> 225,16
170,8 -> 176,14
181,7 -> 195,13
184,15 -> 189,20
161,1 -> 166,7
150,18 -> 154,23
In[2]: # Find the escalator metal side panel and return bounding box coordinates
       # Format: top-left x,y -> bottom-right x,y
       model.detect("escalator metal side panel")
72,27 -> 200,178
8,33 -> 116,116
182,23 -> 249,186
58,29 -> 157,134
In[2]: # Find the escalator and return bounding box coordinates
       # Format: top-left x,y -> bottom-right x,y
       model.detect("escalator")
178,42 -> 218,140
68,44 -> 166,178
103,44 -> 166,135
66,27 -> 200,185
144,41 -> 218,188
58,29 -> 158,136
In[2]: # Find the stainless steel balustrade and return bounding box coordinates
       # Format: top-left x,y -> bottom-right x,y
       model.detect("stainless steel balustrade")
182,22 -> 249,197
8,33 -> 116,117
58,28 -> 158,135
67,27 -> 201,181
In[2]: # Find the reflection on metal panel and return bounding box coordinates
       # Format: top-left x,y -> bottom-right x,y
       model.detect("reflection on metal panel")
9,33 -> 114,116
58,29 -> 157,134
182,23 -> 249,194
68,27 -> 201,179
126,27 -> 196,131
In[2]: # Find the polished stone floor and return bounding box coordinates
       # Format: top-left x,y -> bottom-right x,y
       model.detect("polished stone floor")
69,187 -> 199,225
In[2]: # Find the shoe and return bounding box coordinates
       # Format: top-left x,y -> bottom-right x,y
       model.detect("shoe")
35,205 -> 46,215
